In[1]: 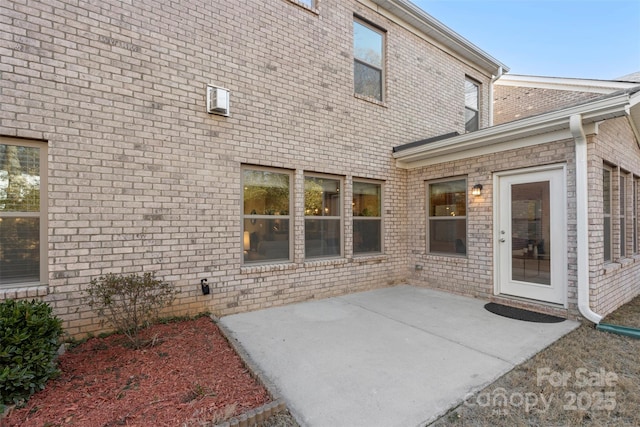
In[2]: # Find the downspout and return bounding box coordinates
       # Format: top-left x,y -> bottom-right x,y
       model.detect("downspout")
570,114 -> 603,324
572,112 -> 640,338
488,66 -> 503,127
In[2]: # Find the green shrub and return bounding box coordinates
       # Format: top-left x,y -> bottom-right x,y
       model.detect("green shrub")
85,272 -> 179,349
0,299 -> 63,412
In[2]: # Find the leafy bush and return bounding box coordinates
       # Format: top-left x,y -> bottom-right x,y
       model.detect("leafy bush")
86,272 -> 179,348
0,299 -> 63,412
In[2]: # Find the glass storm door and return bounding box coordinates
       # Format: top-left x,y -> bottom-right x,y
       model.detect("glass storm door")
496,167 -> 566,305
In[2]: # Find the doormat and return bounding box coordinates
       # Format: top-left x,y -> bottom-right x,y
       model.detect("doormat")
484,303 -> 565,323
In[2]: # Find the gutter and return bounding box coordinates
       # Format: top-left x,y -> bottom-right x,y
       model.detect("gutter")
489,67 -> 504,126
570,114 -> 602,324
366,0 -> 508,77
394,91 -> 631,165
571,114 -> 640,339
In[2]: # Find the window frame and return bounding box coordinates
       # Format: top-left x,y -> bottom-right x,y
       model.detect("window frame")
288,0 -> 316,10
241,165 -> 294,265
304,173 -> 344,259
603,166 -> 612,263
426,177 -> 468,256
620,172 -> 627,258
0,137 -> 48,289
352,179 -> 383,255
353,17 -> 385,102
464,77 -> 480,132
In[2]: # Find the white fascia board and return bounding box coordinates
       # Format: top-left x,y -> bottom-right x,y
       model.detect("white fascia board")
496,74 -> 639,94
363,0 -> 508,76
394,93 -> 631,168
396,128 -> 572,169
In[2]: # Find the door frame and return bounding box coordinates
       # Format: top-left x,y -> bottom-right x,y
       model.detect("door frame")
493,164 -> 568,307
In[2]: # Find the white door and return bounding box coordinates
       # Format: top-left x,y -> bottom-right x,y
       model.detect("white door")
495,166 -> 567,305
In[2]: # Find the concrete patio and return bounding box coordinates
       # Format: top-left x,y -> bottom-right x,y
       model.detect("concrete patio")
220,285 -> 579,427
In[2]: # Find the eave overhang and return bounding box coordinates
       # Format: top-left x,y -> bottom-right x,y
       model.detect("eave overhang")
496,74 -> 640,94
365,0 -> 508,77
394,91 -> 640,169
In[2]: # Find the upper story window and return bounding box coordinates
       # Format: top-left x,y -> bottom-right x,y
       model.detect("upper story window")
354,19 -> 384,101
427,178 -> 467,256
293,0 -> 314,8
465,78 -> 480,132
242,167 -> 292,264
603,166 -> 612,262
353,180 -> 382,254
0,138 -> 47,288
305,174 -> 342,258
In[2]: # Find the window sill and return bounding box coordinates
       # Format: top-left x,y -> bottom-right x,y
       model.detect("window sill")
241,262 -> 298,274
0,284 -> 49,300
354,93 -> 387,108
351,253 -> 387,264
423,253 -> 468,262
286,0 -> 319,14
619,257 -> 634,267
604,257 -> 637,274
603,262 -> 621,274
304,257 -> 348,268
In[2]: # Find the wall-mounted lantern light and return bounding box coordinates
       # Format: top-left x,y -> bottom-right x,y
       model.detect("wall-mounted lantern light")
472,184 -> 483,196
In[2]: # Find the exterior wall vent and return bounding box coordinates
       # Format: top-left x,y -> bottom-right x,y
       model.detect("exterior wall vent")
207,84 -> 230,116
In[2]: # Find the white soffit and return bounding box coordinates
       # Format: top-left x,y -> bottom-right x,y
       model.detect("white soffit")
394,93 -> 635,169
496,74 -> 639,94
362,0 -> 508,77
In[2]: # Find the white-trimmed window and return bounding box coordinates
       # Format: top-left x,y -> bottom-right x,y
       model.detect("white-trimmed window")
0,138 -> 47,288
427,178 -> 467,255
353,18 -> 385,101
242,167 -> 292,264
465,77 -> 480,132
603,166 -> 612,262
304,174 -> 342,258
620,173 -> 627,258
353,180 -> 382,254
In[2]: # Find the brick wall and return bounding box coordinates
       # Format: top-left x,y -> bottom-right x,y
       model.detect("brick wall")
1,0 -> 493,336
587,117 -> 640,317
493,85 -> 601,125
405,139 -> 579,319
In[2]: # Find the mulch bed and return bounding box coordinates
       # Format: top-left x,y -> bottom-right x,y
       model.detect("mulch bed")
2,316 -> 270,427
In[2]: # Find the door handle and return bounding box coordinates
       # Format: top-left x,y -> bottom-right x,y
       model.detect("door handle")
499,238 -> 506,243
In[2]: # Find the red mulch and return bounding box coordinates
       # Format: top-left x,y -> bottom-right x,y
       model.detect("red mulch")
3,316 -> 270,427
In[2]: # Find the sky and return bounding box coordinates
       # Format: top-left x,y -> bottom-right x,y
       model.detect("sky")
411,0 -> 640,81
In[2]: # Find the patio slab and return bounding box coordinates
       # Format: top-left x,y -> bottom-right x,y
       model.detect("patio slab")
220,285 -> 579,427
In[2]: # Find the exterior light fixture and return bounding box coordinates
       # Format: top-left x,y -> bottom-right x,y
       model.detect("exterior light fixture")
472,184 -> 483,196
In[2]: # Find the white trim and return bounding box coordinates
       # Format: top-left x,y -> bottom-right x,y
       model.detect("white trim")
0,137 -> 48,288
356,0 -> 507,76
493,164 -> 567,306
570,114 -> 603,323
394,93 -> 631,168
496,74 -> 639,94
